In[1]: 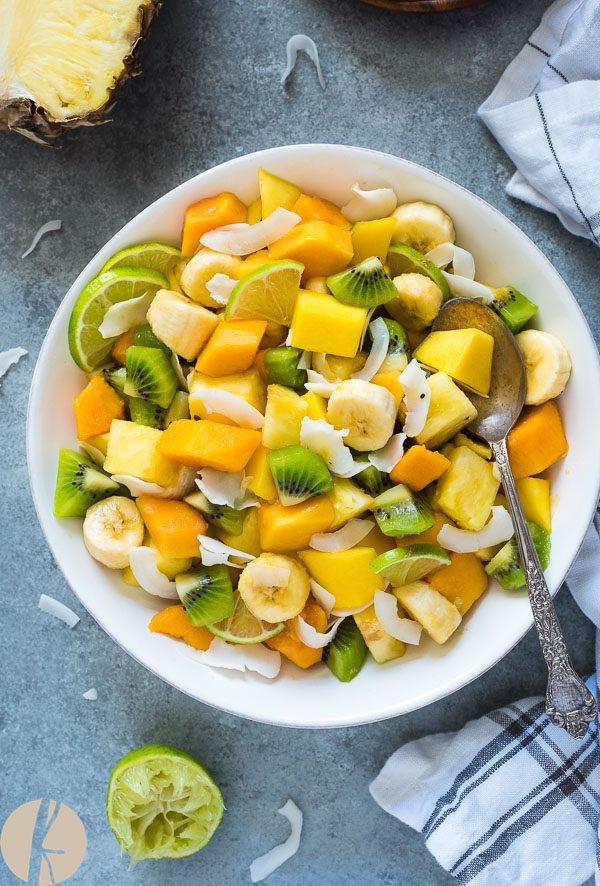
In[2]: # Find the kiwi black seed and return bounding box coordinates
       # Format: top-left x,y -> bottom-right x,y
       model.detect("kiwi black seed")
53,448 -> 121,518
267,445 -> 333,506
124,345 -> 178,409
327,257 -> 397,308
372,483 -> 434,537
184,490 -> 247,536
175,565 -> 235,626
486,522 -> 550,590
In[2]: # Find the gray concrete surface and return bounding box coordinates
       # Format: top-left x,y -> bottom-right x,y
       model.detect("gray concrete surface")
1,0 -> 599,883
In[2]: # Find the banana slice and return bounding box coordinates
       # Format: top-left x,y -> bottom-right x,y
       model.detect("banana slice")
516,329 -> 572,405
388,273 -> 443,331
147,289 -> 218,361
83,496 -> 144,569
391,201 -> 455,254
238,553 -> 310,622
327,379 -> 396,451
180,249 -> 242,307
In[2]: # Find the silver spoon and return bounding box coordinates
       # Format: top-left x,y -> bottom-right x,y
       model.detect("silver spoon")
432,297 -> 596,739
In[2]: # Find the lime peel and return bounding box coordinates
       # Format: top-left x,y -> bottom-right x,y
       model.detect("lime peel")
370,544 -> 451,586
208,594 -> 284,645
225,260 -> 304,325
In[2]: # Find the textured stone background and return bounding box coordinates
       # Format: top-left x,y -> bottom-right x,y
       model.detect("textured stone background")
1,0 -> 599,883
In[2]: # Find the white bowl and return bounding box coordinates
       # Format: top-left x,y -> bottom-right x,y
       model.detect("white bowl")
27,145 -> 600,728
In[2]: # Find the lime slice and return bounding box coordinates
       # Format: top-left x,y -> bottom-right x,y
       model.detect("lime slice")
387,244 -> 451,300
207,593 -> 284,644
225,260 -> 304,325
106,743 -> 224,865
371,544 -> 451,586
101,242 -> 181,275
68,267 -> 168,372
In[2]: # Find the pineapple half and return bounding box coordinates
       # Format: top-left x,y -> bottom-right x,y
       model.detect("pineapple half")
0,0 -> 162,143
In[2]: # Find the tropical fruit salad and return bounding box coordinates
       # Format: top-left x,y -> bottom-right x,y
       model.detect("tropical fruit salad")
55,169 -> 572,682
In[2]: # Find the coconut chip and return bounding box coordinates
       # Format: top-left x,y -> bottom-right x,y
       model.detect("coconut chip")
112,469 -> 196,500
304,369 -> 339,398
196,470 -> 257,510
171,353 -> 189,392
206,273 -> 237,305
309,579 -> 335,615
79,442 -> 105,466
368,433 -> 406,473
309,518 -> 374,552
342,184 -> 398,223
438,505 -> 514,553
82,688 -> 98,701
297,350 -> 311,371
441,271 -> 494,304
0,347 -> 27,383
38,594 -> 80,628
281,34 -> 326,90
189,637 -> 281,679
352,318 -> 389,381
425,243 -> 475,280
21,219 -> 62,259
99,290 -> 154,339
296,615 -> 343,649
200,208 -> 301,255
129,547 -> 179,599
198,535 -> 255,569
300,417 -> 362,477
250,799 -> 303,883
399,360 -> 430,437
189,388 -> 264,429
374,591 -> 423,645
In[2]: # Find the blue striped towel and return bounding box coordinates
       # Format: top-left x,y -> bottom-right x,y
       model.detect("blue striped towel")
478,0 -> 600,245
370,515 -> 600,886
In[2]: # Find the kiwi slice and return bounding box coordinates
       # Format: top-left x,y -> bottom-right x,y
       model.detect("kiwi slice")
387,243 -> 451,300
165,391 -> 190,425
354,463 -> 392,497
264,347 -> 307,389
485,522 -> 550,590
175,565 -> 235,626
124,345 -> 178,409
267,445 -> 333,506
327,257 -> 397,308
129,397 -> 166,429
324,618 -> 367,682
54,448 -> 121,518
133,322 -> 170,352
184,490 -> 247,536
103,366 -> 127,395
492,286 -> 538,334
373,483 -> 434,537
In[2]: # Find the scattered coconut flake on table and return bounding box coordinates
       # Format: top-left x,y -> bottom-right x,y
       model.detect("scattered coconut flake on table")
304,369 -> 339,398
441,271 -> 494,304
309,518 -> 374,552
198,535 -> 255,569
200,208 -> 301,255
352,318 -> 389,381
171,353 -> 189,392
21,219 -> 62,259
438,505 -> 514,553
296,615 -> 343,649
189,388 -> 264,429
0,347 -> 27,383
250,799 -> 303,883
129,547 -> 179,599
189,637 -> 281,679
79,442 -> 105,466
112,469 -> 196,500
300,417 -> 362,477
38,594 -> 80,628
368,433 -> 406,473
82,688 -> 98,701
342,184 -> 398,223
206,273 -> 237,305
281,34 -> 325,90
399,360 -> 430,437
98,290 -> 154,339
374,591 -> 423,645
309,579 -> 335,615
425,243 -> 475,280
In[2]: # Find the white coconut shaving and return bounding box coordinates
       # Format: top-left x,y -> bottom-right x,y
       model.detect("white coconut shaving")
309,518 -> 374,552
368,433 -> 406,473
438,505 -> 514,553
21,219 -> 62,259
189,388 -> 264,429
79,442 -> 105,466
250,799 -> 303,883
304,369 -> 339,398
281,34 -> 325,90
198,535 -> 255,569
342,184 -> 398,223
206,273 -> 237,305
82,688 -> 98,701
189,637 -> 281,679
200,208 -> 301,255
98,290 -> 154,339
284,329 -> 293,346
196,470 -> 257,510
171,353 -> 189,392
129,547 -> 179,599
0,348 -> 27,383
38,594 -> 80,628
399,360 -> 430,437
297,350 -> 311,371
441,271 -> 495,304
309,579 -> 335,615
300,417 -> 362,477
425,243 -> 476,280
352,318 -> 389,381
374,591 -> 423,645
296,615 -> 343,649
111,469 -> 196,500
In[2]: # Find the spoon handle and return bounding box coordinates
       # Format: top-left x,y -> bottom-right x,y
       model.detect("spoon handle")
491,439 -> 596,739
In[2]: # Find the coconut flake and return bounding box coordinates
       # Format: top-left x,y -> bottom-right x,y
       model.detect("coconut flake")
129,547 -> 179,599
99,290 -> 154,339
171,353 -> 189,392
352,318 -> 389,381
296,615 -> 343,649
281,34 -> 326,89
198,535 -> 255,569
284,329 -> 293,346
309,518 -> 374,552
368,433 -> 406,473
425,243 -> 475,280
297,350 -> 311,371
0,347 -> 27,382
111,469 -> 196,500
342,184 -> 398,223
196,470 -> 257,510
79,442 -> 105,466
38,594 -> 80,628
250,799 -> 303,883
441,271 -> 495,304
21,219 -> 62,259
200,208 -> 301,256
300,417 -> 362,477
438,505 -> 514,553
189,388 -> 264,429
309,579 -> 335,615
206,273 -> 237,305
304,369 -> 339,398
82,688 -> 98,701
251,562 -> 290,588
331,601 -> 374,618
374,591 -> 423,645
399,360 -> 430,437
189,637 -> 281,679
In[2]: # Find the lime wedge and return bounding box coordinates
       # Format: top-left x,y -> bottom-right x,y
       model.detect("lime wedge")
207,593 -> 284,644
68,267 -> 168,372
106,743 -> 224,865
225,260 -> 303,325
371,544 -> 451,586
101,242 -> 181,275
387,244 -> 451,300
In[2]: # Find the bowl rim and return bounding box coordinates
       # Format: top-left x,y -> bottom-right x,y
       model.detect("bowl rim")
27,143 -> 600,728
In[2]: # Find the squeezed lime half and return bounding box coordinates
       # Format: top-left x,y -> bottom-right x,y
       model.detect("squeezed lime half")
370,544 -> 451,586
101,242 -> 181,275
225,259 -> 303,325
208,593 -> 284,645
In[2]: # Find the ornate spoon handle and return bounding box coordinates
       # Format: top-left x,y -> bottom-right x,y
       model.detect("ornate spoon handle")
491,439 -> 596,739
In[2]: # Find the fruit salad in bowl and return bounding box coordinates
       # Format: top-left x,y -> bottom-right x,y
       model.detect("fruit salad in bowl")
53,164 -> 573,685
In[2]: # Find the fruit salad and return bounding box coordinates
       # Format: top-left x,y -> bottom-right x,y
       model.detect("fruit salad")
55,168 -> 572,682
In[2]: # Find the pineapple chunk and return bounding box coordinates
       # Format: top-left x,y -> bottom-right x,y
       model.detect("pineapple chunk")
291,291 -> 368,358
326,478 -> 374,530
434,445 -> 500,531
217,509 -> 263,557
189,368 -> 267,419
244,445 -> 277,502
302,391 -> 328,421
351,217 -> 397,265
85,432 -> 110,456
452,433 -> 492,460
262,384 -> 308,449
393,581 -> 461,645
104,420 -> 181,487
414,329 -> 495,396
416,372 -> 478,450
354,604 -> 406,663
516,477 -> 551,533
299,548 -> 384,610
259,168 -> 301,217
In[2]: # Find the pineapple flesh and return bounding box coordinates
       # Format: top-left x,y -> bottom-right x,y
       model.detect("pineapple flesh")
434,445 -> 500,531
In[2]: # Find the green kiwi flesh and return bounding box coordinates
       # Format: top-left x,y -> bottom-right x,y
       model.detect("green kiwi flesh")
124,345 -> 178,409
175,565 -> 234,626
327,257 -> 396,308
54,448 -> 121,518
267,445 -> 333,506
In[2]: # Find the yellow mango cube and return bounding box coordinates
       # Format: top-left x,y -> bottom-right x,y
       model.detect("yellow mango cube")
351,217 -> 397,264
516,477 -> 551,533
416,372 -> 478,450
326,478 -> 374,530
245,445 -> 278,502
269,221 -> 354,278
302,390 -> 328,421
262,384 -> 309,449
299,547 -> 384,610
291,291 -> 367,358
188,368 -> 267,419
247,197 -> 262,225
415,329 -> 495,396
259,168 -> 301,217
104,420 -> 181,487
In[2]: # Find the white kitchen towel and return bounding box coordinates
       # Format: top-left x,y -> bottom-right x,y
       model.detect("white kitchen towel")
478,0 -> 600,245
370,510 -> 600,886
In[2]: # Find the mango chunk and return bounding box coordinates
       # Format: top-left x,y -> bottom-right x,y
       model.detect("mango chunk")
159,419 -> 261,472
104,420 -> 181,487
390,445 -> 450,491
292,194 -> 351,230
507,401 -> 568,480
291,291 -> 367,358
257,496 -> 335,551
415,328 -> 495,396
351,217 -> 397,264
266,597 -> 328,668
182,192 -> 247,257
259,168 -> 301,217
415,372 -> 478,450
302,391 -> 328,421
427,552 -> 489,615
516,477 -> 551,533
269,221 -> 354,278
434,445 -> 500,531
244,445 -> 278,502
299,547 -> 384,610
